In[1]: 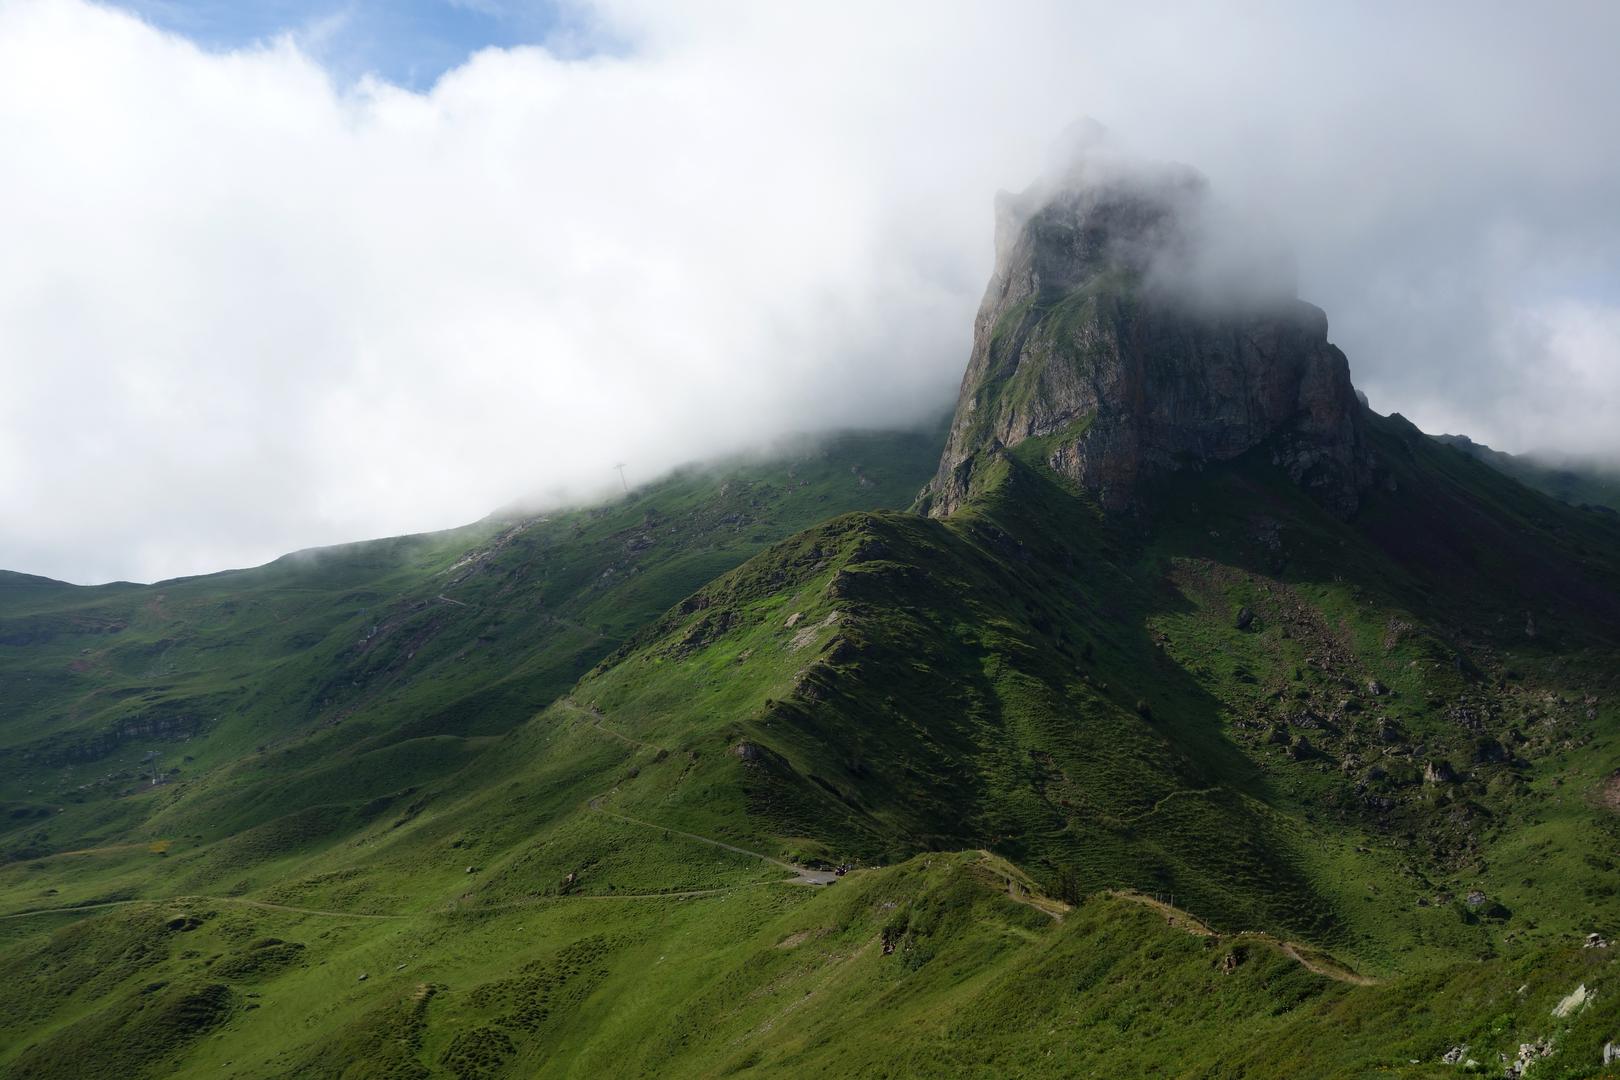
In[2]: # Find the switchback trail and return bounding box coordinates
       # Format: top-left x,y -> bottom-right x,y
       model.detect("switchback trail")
1120,786 -> 1224,825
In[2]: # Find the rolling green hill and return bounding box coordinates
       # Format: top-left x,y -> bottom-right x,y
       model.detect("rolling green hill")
0,428 -> 941,883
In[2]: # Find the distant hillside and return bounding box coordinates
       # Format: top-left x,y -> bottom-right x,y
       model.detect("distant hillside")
1435,432 -> 1620,514
0,426 -> 943,870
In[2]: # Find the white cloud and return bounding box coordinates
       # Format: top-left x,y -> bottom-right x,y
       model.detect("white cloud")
2,0 -> 1619,582
1485,301 -> 1620,457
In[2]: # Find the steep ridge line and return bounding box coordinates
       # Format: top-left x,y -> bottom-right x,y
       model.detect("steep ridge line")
1106,889 -> 1378,986
563,700 -> 1378,979
0,718 -> 1378,981
975,849 -> 1068,922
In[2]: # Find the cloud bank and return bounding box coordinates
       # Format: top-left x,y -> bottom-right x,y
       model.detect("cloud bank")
2,0 -> 1618,582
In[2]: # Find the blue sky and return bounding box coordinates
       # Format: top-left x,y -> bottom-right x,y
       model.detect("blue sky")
105,0 -> 582,88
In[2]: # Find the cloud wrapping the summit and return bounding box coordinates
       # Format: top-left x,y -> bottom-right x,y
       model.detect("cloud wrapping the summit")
2,0 -> 1618,582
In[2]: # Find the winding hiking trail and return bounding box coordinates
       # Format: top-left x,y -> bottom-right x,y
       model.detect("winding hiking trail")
564,697 -> 839,886
977,849 -> 1068,922
1276,942 -> 1379,986
1,882 -> 789,924
2,696 -> 1373,991
563,698 -> 1376,984
589,800 -> 839,886
0,895 -> 403,922
1107,889 -> 1378,986
0,884 -> 1375,986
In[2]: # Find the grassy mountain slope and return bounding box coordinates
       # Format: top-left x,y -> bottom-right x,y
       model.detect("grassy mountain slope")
517,407 -> 1620,971
0,427 -> 942,879
1435,433 -> 1620,515
2,414 -> 1618,1077
2,851 -> 1615,1078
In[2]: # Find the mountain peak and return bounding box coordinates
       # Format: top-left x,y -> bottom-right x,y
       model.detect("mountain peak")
923,167 -> 1372,517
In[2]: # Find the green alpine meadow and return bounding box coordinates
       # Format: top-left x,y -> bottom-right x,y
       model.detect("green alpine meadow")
4,155 -> 1618,1079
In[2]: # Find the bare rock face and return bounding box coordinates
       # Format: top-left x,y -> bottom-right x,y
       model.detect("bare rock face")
922,168 -> 1372,517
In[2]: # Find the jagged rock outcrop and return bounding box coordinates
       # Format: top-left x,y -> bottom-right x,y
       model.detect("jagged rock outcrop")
922,165 -> 1372,517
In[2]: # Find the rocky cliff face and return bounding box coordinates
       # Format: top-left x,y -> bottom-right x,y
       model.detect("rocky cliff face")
923,168 -> 1372,517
